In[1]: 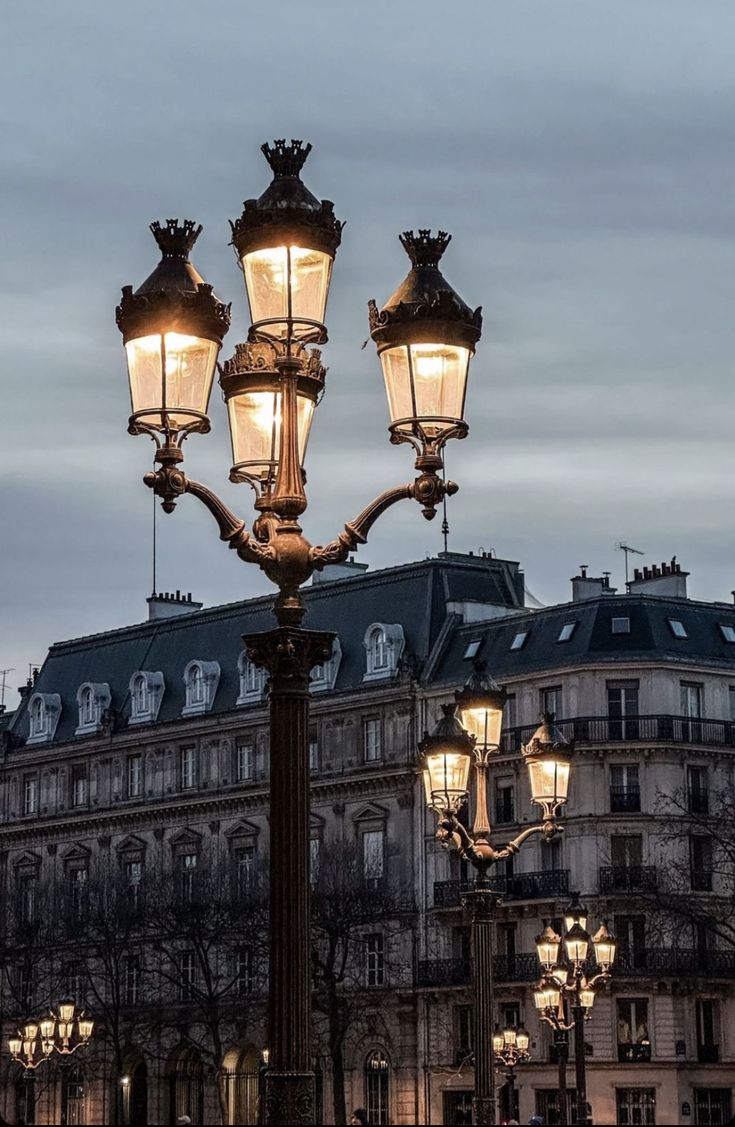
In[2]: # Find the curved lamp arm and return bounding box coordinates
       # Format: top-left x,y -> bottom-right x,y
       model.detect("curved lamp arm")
436,813 -> 562,869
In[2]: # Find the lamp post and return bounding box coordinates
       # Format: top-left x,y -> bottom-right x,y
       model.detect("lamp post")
534,895 -> 616,1126
421,688 -> 573,1127
116,139 -> 483,1126
492,1026 -> 530,1122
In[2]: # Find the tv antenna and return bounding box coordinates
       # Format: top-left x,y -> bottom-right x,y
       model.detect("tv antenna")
616,543 -> 645,584
0,669 -> 15,711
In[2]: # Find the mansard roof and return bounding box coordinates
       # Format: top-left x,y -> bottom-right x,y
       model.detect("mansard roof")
7,553 -> 522,747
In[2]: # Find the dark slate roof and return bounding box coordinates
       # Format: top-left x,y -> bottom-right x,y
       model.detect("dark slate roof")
0,711 -> 14,734
433,594 -> 735,685
8,554 -> 522,747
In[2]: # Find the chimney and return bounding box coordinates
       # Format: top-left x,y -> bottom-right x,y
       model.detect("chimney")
147,590 -> 203,621
311,557 -> 369,585
628,557 -> 688,599
571,567 -> 618,602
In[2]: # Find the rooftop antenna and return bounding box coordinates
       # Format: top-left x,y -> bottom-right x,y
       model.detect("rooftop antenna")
440,457 -> 450,554
152,461 -> 158,597
616,543 -> 645,585
0,669 -> 15,711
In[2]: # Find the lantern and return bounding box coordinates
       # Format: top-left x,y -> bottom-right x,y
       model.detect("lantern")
564,922 -> 590,966
8,1037 -> 21,1058
564,891 -> 588,935
522,713 -> 573,818
230,140 -> 343,344
39,1018 -> 55,1040
592,921 -> 617,971
419,704 -> 474,812
58,1002 -> 75,1025
78,1017 -> 94,1042
219,342 -> 325,489
492,1029 -> 504,1054
368,229 -> 482,450
535,923 -> 562,971
533,981 -> 561,1011
516,1028 -> 530,1054
455,660 -> 507,750
117,220 -> 230,438
579,983 -> 596,1010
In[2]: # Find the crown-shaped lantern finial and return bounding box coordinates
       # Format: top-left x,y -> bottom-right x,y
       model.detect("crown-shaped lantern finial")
149,219 -> 203,259
399,229 -> 452,269
261,139 -> 313,178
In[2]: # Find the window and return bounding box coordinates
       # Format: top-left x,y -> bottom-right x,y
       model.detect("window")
617,998 -> 650,1062
680,682 -> 703,717
611,834 -> 643,868
668,617 -> 688,638
123,956 -> 140,1006
75,681 -> 111,734
127,754 -> 143,798
688,765 -> 709,814
23,775 -> 39,816
128,670 -> 164,724
454,1005 -> 473,1063
607,680 -> 639,739
495,780 -> 515,824
611,617 -> 630,635
719,623 -> 735,643
363,623 -> 404,681
180,950 -> 198,1001
182,660 -> 220,716
180,746 -> 197,790
730,686 -> 735,722
16,871 -> 37,926
179,852 -> 198,903
364,718 -> 382,762
237,743 -> 255,782
694,1089 -> 732,1125
310,637 -> 342,691
362,829 -> 384,884
365,933 -> 384,987
30,696 -> 46,739
15,963 -> 32,1011
696,999 -> 719,1062
610,764 -> 641,813
132,674 -> 148,717
27,692 -> 61,745
309,737 -> 319,772
80,686 -> 94,726
65,961 -> 85,1005
237,652 -> 266,705
463,639 -> 483,660
124,859 -> 143,911
500,1001 -> 521,1029
691,837 -> 713,891
614,916 -> 646,964
370,627 -> 388,670
364,1051 -> 389,1126
536,1089 -> 579,1126
616,1089 -> 655,1126
504,693 -> 517,729
71,765 -> 88,807
557,622 -> 576,643
541,836 -> 563,873
541,685 -> 562,718
236,946 -> 254,996
68,867 -> 88,922
234,846 -> 255,896
309,837 -> 321,884
509,630 -> 528,651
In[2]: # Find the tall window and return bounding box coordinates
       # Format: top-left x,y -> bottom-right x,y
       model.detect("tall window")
365,933 -> 384,987
364,718 -> 382,762
309,837 -> 321,885
495,780 -> 514,824
237,743 -> 255,783
180,747 -> 197,790
370,628 -> 389,671
23,775 -> 39,816
127,754 -> 143,798
687,765 -> 709,814
236,946 -> 254,996
540,685 -> 562,718
694,1090 -> 732,1125
62,1065 -> 85,1127
617,998 -> 650,1062
680,682 -> 704,740
610,764 -> 640,813
234,845 -> 255,897
454,1005 -> 473,1062
71,766 -> 88,807
132,674 -> 148,718
607,680 -> 639,739
123,956 -> 140,1006
179,852 -> 198,903
691,836 -> 713,891
614,915 -> 646,966
16,872 -> 37,925
364,1051 -> 389,1126
504,694 -> 517,730
696,999 -> 719,1062
309,737 -> 319,772
611,834 -> 643,869
80,686 -> 95,726
66,961 -> 85,1004
29,696 -> 46,739
124,859 -> 143,911
615,1089 -> 656,1126
69,868 -> 88,922
188,666 -> 205,706
180,951 -> 198,1000
362,829 -> 384,885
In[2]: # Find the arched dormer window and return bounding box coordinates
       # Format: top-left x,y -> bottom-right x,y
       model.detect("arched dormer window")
182,661 -> 220,717
27,692 -> 61,745
236,652 -> 267,706
75,683 -> 111,736
310,637 -> 342,693
363,623 -> 405,682
128,671 -> 165,726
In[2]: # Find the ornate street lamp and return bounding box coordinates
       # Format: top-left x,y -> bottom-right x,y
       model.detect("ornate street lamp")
117,139 -> 483,1127
421,695 -> 573,1127
493,1027 -> 530,1123
534,895 -> 616,1127
9,1003 -> 94,1127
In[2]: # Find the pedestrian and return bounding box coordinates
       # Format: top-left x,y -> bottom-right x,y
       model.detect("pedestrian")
350,1110 -> 369,1126
175,1117 -> 192,1126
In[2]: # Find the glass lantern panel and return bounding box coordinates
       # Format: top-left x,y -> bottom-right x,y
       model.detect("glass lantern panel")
579,987 -> 595,1009
517,1030 -> 530,1052
227,389 -> 314,483
527,758 -> 570,807
536,936 -> 560,969
242,246 -> 332,337
492,1033 -> 504,1053
380,347 -> 413,428
593,935 -> 616,969
125,332 -> 218,430
459,704 -> 504,749
565,934 -> 589,963
423,750 -> 471,806
380,344 -> 470,435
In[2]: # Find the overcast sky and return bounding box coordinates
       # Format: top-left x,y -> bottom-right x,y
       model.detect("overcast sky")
1,0 -> 734,706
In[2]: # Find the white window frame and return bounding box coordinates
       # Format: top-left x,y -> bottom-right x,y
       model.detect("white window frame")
237,742 -> 255,782
71,767 -> 88,808
180,746 -> 197,790
75,682 -> 111,736
182,660 -> 220,717
611,617 -> 630,635
26,693 -> 61,745
363,623 -> 405,682
362,829 -> 385,883
364,718 -> 382,763
128,671 -> 164,725
365,932 -> 385,987
236,652 -> 266,706
23,775 -> 39,816
127,754 -> 143,798
180,950 -> 197,1000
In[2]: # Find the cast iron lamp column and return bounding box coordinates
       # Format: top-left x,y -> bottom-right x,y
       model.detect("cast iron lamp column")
492,1026 -> 530,1122
534,895 -> 616,1126
116,139 -> 484,1126
421,686 -> 574,1127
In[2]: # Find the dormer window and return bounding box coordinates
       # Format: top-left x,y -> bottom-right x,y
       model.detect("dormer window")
363,624 -> 405,682
182,661 -> 220,717
237,653 -> 267,706
310,638 -> 342,693
509,630 -> 528,651
74,683 -> 111,736
129,671 -> 165,725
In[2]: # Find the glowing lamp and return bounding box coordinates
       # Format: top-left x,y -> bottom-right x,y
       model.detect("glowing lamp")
534,981 -> 561,1011
522,713 -> 573,817
564,922 -> 590,965
419,704 -> 474,811
78,1018 -> 94,1041
579,984 -> 596,1010
592,921 -> 617,971
116,220 -> 230,438
492,1030 -> 504,1054
369,230 -> 482,449
230,140 -> 343,343
516,1029 -> 530,1053
535,923 -> 562,971
8,1037 -> 21,1058
23,1023 -> 38,1043
58,1002 -> 75,1025
564,891 -> 588,935
455,661 -> 507,750
503,1027 -> 517,1047
39,1018 -> 55,1040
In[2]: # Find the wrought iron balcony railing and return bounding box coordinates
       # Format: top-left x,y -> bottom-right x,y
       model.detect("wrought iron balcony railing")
599,865 -> 658,892
499,714 -> 735,752
609,785 -> 641,813
416,952 -> 540,988
433,870 -> 570,908
618,1042 -> 652,1063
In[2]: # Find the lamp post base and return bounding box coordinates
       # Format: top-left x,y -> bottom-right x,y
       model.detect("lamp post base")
472,1095 -> 496,1126
264,1072 -> 315,1127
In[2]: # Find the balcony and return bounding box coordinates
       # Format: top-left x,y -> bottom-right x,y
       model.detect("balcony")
618,1042 -> 652,1063
599,865 -> 658,893
613,947 -> 735,978
433,870 -> 569,908
416,952 -> 539,988
609,785 -> 641,813
500,713 -> 735,752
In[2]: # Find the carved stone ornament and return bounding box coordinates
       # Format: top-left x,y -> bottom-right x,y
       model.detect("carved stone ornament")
264,1072 -> 315,1127
244,626 -> 335,687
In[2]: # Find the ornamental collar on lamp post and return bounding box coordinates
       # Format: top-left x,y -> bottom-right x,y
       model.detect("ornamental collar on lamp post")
418,702 -> 476,759
230,139 -> 345,259
454,659 -> 508,719
524,711 -> 572,754
368,229 -> 483,351
115,220 -> 231,346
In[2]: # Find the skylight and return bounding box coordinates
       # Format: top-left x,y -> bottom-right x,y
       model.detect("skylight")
719,624 -> 735,643
510,631 -> 528,651
668,618 -> 688,639
463,639 -> 483,660
557,623 -> 576,643
611,617 -> 630,635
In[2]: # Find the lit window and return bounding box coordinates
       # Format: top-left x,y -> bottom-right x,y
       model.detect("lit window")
463,639 -> 483,660
612,617 -> 630,635
557,623 -> 576,643
509,631 -> 528,651
365,1051 -> 389,1125
719,624 -> 735,643
668,619 -> 688,639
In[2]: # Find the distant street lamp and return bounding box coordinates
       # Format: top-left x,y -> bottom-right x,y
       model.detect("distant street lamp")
534,894 -> 616,1126
492,1026 -> 530,1122
116,138 -> 483,1126
421,685 -> 573,1127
